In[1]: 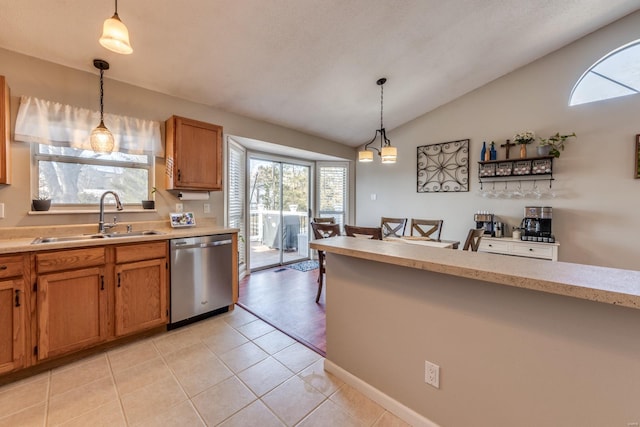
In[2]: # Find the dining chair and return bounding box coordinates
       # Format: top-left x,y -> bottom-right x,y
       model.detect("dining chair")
311,222 -> 341,303
312,217 -> 335,224
462,228 -> 484,251
344,224 -> 383,240
410,219 -> 444,241
380,217 -> 407,238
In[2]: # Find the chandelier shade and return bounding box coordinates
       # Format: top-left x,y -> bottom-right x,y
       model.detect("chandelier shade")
99,0 -> 133,54
358,78 -> 397,164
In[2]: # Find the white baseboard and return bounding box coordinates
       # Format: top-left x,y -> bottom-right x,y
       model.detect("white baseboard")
323,359 -> 440,427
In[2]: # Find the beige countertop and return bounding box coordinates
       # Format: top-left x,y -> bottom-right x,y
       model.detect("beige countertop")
0,219 -> 238,254
310,235 -> 640,310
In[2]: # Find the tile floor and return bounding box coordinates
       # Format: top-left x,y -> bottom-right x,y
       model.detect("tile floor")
0,307 -> 410,426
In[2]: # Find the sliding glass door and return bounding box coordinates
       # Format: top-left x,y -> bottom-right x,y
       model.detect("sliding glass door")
249,157 -> 311,271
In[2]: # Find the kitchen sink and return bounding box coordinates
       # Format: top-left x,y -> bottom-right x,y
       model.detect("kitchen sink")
31,230 -> 164,244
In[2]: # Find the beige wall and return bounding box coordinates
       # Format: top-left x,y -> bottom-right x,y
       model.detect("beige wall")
355,10 -> 640,270
0,48 -> 355,229
327,253 -> 640,425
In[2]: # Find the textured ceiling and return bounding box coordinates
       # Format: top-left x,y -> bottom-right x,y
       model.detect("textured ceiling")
0,0 -> 639,147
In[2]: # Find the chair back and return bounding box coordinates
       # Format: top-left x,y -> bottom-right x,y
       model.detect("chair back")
380,217 -> 408,238
311,222 -> 340,239
462,228 -> 484,251
312,217 -> 335,224
410,219 -> 443,240
344,225 -> 383,240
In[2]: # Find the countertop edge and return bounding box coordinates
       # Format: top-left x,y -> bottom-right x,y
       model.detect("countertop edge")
311,236 -> 640,310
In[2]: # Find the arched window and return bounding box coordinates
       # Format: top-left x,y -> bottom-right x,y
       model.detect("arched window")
569,39 -> 640,106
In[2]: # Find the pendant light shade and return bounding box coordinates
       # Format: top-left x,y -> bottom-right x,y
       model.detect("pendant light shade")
358,78 -> 397,164
99,0 -> 133,55
90,59 -> 115,154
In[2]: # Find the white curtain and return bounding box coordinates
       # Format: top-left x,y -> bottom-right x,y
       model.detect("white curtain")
14,96 -> 164,157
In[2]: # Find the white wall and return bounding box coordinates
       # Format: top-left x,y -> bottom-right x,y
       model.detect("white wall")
0,48 -> 355,229
356,10 -> 640,270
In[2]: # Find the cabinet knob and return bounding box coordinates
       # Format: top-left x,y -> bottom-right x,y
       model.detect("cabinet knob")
0,265 -> 6,270
15,289 -> 20,307
529,248 -> 533,251
488,244 -> 493,247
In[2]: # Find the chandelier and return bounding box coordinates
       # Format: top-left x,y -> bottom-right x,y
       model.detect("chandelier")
358,78 -> 397,164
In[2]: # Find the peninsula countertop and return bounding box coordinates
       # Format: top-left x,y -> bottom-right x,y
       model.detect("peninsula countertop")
310,235 -> 640,310
0,220 -> 238,254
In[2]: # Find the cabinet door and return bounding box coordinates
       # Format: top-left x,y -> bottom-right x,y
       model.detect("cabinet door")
37,267 -> 108,360
114,259 -> 167,336
166,116 -> 222,190
0,76 -> 10,184
0,279 -> 26,373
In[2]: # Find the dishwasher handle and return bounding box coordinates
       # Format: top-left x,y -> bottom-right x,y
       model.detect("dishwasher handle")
173,238 -> 233,250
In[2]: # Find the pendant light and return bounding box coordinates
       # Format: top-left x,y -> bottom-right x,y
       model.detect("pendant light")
358,78 -> 397,164
99,0 -> 133,55
90,59 -> 115,154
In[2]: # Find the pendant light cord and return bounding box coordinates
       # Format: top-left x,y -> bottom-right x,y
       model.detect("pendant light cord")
380,82 -> 384,130
99,68 -> 105,122
114,0 -> 118,14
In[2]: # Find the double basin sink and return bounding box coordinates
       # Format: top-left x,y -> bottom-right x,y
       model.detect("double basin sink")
31,230 -> 165,245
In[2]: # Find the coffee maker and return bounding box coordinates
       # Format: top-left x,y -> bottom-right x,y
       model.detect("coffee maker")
520,206 -> 554,242
474,212 -> 495,237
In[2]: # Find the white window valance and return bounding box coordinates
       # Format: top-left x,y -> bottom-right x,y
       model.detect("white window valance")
14,96 -> 164,157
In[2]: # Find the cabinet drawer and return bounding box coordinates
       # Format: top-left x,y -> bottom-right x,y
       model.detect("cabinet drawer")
511,243 -> 554,259
478,239 -> 510,254
0,255 -> 25,279
115,241 -> 167,264
36,247 -> 106,273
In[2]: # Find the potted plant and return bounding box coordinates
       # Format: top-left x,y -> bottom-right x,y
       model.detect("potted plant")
32,195 -> 51,211
538,132 -> 577,158
142,187 -> 157,209
513,131 -> 535,158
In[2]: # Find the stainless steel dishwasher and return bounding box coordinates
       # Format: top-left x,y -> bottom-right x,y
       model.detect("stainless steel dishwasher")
169,234 -> 233,328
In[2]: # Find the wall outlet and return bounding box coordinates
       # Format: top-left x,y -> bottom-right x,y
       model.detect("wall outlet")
175,203 -> 183,213
425,360 -> 440,388
203,203 -> 211,214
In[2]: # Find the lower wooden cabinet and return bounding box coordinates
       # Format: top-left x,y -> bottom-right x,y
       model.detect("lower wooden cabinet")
115,258 -> 167,336
0,278 -> 26,374
0,254 -> 29,374
36,267 -> 108,360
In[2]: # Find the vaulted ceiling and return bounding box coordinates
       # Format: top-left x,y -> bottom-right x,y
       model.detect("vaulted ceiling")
1,0 -> 639,147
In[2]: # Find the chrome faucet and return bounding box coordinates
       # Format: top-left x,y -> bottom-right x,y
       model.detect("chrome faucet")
98,191 -> 124,233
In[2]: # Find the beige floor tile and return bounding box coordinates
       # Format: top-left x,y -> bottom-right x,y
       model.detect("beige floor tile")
120,376 -> 188,425
0,402 -> 45,427
235,319 -> 276,340
262,376 -> 326,426
50,354 -> 111,396
192,376 -> 256,426
164,342 -> 233,397
218,400 -> 285,427
219,341 -> 268,373
58,400 -> 126,427
152,328 -> 202,357
107,339 -> 160,374
222,306 -> 258,328
330,383 -> 385,425
201,324 -> 249,355
298,359 -> 343,397
237,356 -> 294,396
297,399 -> 364,427
112,356 -> 173,396
273,342 -> 322,373
133,400 -> 205,427
253,329 -> 296,355
373,410 -> 412,427
48,377 -> 119,426
0,375 -> 49,418
188,315 -> 231,340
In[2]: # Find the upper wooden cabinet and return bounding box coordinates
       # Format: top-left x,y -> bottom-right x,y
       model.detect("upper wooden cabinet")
0,76 -> 11,185
165,115 -> 222,191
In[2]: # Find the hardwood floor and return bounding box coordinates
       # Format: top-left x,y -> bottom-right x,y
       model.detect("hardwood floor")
238,265 -> 326,356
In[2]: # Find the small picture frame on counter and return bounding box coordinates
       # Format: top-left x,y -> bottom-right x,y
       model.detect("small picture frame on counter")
170,212 -> 196,228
